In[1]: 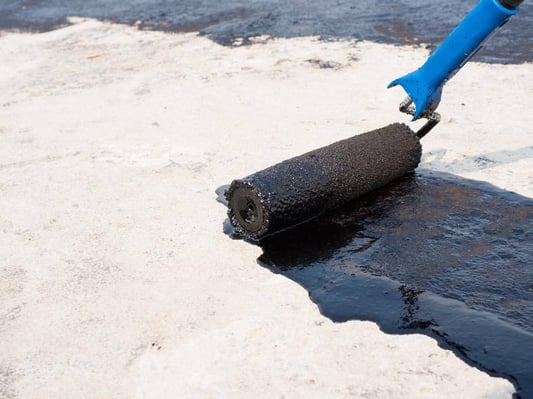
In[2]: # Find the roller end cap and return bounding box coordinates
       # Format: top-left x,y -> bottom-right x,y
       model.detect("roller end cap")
226,181 -> 269,240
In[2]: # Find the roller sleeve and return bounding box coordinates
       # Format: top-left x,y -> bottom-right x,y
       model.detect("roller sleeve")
225,123 -> 422,240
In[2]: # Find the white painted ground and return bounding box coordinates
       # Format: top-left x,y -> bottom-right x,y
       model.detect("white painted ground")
1,17 -> 531,399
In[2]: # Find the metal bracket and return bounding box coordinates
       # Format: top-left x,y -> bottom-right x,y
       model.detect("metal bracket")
399,97 -> 441,139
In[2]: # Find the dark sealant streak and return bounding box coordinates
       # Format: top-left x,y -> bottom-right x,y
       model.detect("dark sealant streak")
0,0 -> 532,63
218,170 -> 533,398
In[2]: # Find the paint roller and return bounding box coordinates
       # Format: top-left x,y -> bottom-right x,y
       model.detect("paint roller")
225,0 -> 524,240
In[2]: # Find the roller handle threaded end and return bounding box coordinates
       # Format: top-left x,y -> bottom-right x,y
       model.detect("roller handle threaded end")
499,0 -> 524,9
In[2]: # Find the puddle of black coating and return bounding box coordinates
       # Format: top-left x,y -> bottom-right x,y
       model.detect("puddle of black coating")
219,170 -> 533,398
1,0 -> 532,64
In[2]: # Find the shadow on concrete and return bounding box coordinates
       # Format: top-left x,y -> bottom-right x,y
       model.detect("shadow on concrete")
220,170 -> 532,398
1,0 -> 532,64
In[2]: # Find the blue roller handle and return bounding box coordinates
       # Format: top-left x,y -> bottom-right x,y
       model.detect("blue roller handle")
388,0 -> 521,120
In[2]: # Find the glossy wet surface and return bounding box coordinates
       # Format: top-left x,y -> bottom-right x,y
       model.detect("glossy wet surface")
1,0 -> 532,63
220,170 -> 533,398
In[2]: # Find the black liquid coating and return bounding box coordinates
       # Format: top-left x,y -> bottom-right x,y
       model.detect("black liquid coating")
226,123 -> 422,240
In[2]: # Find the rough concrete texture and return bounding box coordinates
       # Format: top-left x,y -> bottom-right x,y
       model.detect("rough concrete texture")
1,17 -> 531,399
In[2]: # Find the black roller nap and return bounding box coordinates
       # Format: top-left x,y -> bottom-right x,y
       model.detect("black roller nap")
225,123 -> 422,240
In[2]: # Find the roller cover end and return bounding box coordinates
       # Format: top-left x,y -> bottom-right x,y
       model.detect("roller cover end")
226,123 -> 422,240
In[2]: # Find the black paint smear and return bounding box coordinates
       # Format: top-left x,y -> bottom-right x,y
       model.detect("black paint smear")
1,0 -> 532,64
221,170 -> 533,398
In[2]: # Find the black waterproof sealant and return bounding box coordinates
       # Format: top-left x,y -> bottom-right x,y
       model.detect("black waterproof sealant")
219,170 -> 533,398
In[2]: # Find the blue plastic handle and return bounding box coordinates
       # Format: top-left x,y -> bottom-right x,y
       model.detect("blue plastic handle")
388,0 -> 519,120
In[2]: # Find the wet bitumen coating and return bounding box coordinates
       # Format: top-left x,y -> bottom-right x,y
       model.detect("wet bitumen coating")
226,123 -> 421,240
1,0 -> 532,64
219,170 -> 533,398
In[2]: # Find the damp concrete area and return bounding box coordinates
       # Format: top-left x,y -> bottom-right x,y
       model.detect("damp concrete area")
221,170 -> 533,398
0,0 -> 532,63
